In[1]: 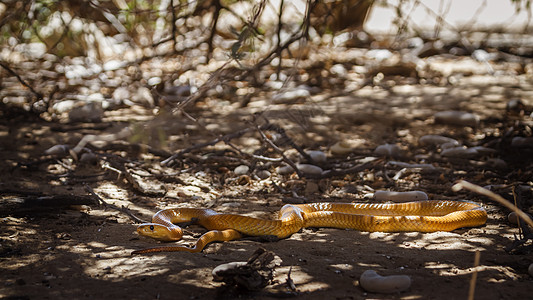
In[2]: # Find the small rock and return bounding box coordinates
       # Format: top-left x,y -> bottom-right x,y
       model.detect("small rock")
367,49 -> 393,60
472,49 -> 492,62
306,150 -> 327,163
441,147 -> 479,158
296,164 -> 323,176
330,141 -> 353,156
272,88 -> 310,104
103,60 -> 125,71
112,87 -> 131,101
147,77 -> 161,86
277,165 -> 294,175
44,144 -> 70,156
483,158 -> 507,169
359,270 -> 411,293
374,144 -> 401,158
434,111 -> 480,127
277,164 -> 323,176
132,87 -> 155,106
419,135 -> 459,147
508,211 -> 533,226
52,100 -> 77,113
234,165 -> 250,175
511,137 -> 533,148
255,170 -> 271,180
330,64 -> 347,76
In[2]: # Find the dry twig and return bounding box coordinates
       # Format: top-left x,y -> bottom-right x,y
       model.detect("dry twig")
467,250 -> 481,300
84,185 -> 146,223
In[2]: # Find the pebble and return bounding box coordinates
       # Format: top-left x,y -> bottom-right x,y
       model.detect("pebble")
374,144 -> 401,158
112,87 -> 131,101
472,49 -> 492,62
277,165 -> 294,175
52,100 -> 77,113
330,64 -> 347,76
234,165 -> 250,175
277,164 -> 323,176
44,144 -> 70,156
511,137 -> 533,148
272,88 -> 310,104
103,60 -> 125,71
306,150 -> 327,163
440,147 -> 479,158
359,270 -> 411,293
434,111 -> 480,127
296,164 -> 323,175
419,135 -> 459,147
508,211 -> 533,226
483,158 -> 507,169
255,170 -> 271,180
330,141 -> 353,155
367,49 -> 393,60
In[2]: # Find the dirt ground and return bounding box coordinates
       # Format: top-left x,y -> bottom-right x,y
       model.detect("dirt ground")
1,50 -> 533,300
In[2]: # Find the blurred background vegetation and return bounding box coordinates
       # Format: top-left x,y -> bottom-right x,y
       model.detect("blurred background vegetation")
0,0 -> 532,119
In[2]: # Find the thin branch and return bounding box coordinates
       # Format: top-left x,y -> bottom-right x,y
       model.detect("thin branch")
170,0 -> 177,52
0,61 -> 43,99
255,124 -> 303,178
275,0 -> 284,79
235,0 -> 317,82
84,185 -> 147,223
206,0 -> 222,59
467,250 -> 481,300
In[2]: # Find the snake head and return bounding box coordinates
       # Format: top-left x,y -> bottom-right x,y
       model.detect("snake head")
136,223 -> 183,241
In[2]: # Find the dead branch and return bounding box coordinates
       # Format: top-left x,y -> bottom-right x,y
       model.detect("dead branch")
255,124 -> 303,178
0,61 -> 43,100
84,185 -> 147,223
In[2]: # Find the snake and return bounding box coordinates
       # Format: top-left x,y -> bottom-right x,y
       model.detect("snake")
132,200 -> 487,254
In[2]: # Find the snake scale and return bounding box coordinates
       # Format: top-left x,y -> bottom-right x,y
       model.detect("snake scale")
132,200 -> 487,254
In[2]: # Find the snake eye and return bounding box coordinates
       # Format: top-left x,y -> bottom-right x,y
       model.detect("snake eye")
149,225 -> 154,231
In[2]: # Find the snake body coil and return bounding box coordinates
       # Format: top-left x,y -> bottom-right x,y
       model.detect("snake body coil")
133,200 -> 487,254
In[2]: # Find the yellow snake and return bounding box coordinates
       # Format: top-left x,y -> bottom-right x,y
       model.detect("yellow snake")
132,200 -> 487,254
